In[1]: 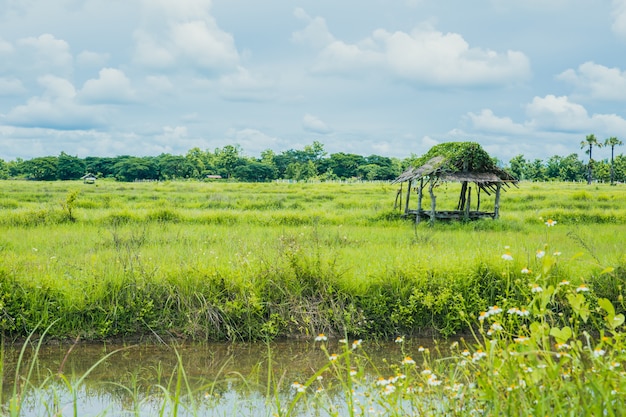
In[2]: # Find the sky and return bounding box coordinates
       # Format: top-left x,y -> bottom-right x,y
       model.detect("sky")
1,0 -> 626,163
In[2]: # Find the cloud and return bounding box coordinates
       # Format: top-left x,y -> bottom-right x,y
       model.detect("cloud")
467,109 -> 527,134
79,68 -> 136,104
17,34 -> 73,76
379,27 -> 530,85
224,128 -> 281,155
217,66 -> 276,101
612,0 -> 626,40
0,37 -> 13,54
3,75 -> 105,130
0,78 -> 25,96
133,0 -> 239,74
291,8 -> 335,49
525,95 -> 590,131
302,113 -> 332,134
557,61 -> 626,101
76,50 -> 110,68
526,94 -> 626,134
296,12 -> 530,86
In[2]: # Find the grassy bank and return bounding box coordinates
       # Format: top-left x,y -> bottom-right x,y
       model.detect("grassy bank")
0,180 -> 624,341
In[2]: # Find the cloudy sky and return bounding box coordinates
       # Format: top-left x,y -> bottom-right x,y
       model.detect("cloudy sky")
1,0 -> 626,163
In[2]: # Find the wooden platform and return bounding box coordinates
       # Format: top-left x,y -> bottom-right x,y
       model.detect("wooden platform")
405,209 -> 496,221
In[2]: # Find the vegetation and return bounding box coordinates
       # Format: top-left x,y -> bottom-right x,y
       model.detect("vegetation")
0,180 -> 624,344
2,225 -> 625,415
0,137 -> 624,183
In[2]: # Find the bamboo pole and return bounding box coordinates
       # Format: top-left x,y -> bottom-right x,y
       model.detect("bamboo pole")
429,178 -> 436,225
494,183 -> 501,219
404,179 -> 412,215
416,178 -> 424,224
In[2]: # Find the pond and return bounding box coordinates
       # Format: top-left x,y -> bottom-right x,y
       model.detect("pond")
2,337 -> 446,416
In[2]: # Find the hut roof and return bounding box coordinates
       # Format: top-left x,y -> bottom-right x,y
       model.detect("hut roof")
393,142 -> 517,185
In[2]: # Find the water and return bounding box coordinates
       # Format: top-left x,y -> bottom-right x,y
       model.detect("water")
1,338 -> 443,416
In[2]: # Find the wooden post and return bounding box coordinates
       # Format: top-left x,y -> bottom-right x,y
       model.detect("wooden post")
494,183 -> 501,219
416,178 -> 423,224
458,181 -> 468,210
476,186 -> 481,211
404,180 -> 412,215
429,178 -> 436,225
465,186 -> 471,220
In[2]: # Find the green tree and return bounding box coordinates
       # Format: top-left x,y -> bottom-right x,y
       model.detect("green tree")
613,154 -> 626,183
185,147 -> 210,178
0,159 -> 8,179
559,153 -> 585,182
321,152 -> 365,179
232,160 -> 277,182
508,154 -> 527,180
157,154 -> 195,180
603,136 -> 623,185
57,151 -> 86,180
525,159 -> 546,181
214,145 -> 244,178
85,156 -> 117,178
113,156 -> 158,181
580,134 -> 602,184
23,156 -> 58,181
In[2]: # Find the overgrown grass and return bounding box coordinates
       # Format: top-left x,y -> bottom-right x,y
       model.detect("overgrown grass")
0,180 -> 624,342
2,241 -> 625,416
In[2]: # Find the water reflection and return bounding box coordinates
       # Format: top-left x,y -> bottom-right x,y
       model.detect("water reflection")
2,338 -> 444,416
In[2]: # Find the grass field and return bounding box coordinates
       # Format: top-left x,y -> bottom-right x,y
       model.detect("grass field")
0,179 -> 624,341
1,179 -> 626,416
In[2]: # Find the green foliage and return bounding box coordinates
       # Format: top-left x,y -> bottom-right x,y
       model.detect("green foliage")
410,142 -> 497,173
0,180 -> 624,345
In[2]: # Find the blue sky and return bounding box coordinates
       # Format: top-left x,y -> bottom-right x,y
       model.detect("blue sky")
1,0 -> 625,163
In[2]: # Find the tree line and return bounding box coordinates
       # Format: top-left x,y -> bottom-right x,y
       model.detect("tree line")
0,139 -> 624,183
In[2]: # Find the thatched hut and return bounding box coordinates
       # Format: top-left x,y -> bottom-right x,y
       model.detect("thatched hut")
393,142 -> 518,223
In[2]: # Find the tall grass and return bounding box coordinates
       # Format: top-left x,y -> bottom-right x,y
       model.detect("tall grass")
0,180 -> 624,342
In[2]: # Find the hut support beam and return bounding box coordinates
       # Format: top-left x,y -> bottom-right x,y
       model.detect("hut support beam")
429,179 -> 436,225
457,181 -> 468,210
404,180 -> 412,215
494,183 -> 501,219
464,186 -> 471,220
416,178 -> 424,224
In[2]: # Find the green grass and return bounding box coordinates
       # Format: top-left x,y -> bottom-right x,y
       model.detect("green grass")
0,179 -> 624,341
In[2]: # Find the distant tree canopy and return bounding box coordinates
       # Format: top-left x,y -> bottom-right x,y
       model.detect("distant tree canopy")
2,138 -> 625,183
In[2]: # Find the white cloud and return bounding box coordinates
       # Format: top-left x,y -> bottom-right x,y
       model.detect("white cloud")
0,78 -> 25,96
145,75 -> 175,94
302,114 -> 332,134
4,75 -> 105,130
170,20 -> 239,71
17,34 -> 73,76
218,66 -> 276,101
557,62 -> 626,100
133,31 -> 176,69
291,8 -> 335,49
525,95 -> 590,131
0,37 -> 13,54
79,68 -> 136,104
76,50 -> 110,68
467,109 -> 527,134
225,128 -> 281,155
525,94 -> 626,134
133,0 -> 239,74
612,0 -> 626,40
380,27 -> 530,85
297,13 -> 530,86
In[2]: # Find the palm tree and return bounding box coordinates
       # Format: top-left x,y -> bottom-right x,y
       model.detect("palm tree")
604,136 -> 624,185
580,134 -> 601,185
